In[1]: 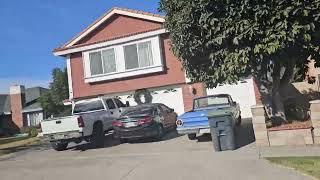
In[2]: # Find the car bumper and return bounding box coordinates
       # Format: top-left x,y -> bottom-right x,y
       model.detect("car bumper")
43,131 -> 83,141
114,123 -> 159,139
177,126 -> 210,135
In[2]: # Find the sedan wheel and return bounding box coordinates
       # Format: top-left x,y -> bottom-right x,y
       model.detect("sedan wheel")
155,124 -> 164,140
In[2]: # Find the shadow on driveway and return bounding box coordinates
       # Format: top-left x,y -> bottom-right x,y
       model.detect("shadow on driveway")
196,118 -> 255,149
68,129 -> 182,151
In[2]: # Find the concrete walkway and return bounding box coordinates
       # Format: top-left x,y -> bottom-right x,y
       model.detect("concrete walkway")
0,119 -> 314,180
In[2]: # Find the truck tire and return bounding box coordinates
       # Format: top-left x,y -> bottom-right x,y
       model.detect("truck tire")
50,141 -> 68,151
92,122 -> 104,148
188,133 -> 197,140
236,115 -> 242,126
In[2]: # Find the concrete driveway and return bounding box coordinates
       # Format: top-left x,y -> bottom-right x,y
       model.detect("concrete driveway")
0,119 -> 310,180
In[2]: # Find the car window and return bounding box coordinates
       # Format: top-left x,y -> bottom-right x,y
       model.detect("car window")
160,104 -> 171,112
114,99 -> 126,108
73,100 -> 104,114
106,99 -> 116,109
121,107 -> 155,117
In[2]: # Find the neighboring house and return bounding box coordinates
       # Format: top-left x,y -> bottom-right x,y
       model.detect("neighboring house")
0,85 -> 47,131
53,7 -> 259,118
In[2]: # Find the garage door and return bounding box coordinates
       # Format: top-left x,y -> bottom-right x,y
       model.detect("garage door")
206,78 -> 256,118
117,86 -> 185,115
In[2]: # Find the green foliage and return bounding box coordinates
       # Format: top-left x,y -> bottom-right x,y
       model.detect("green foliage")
159,0 -> 320,88
20,127 -> 38,137
38,68 -> 70,118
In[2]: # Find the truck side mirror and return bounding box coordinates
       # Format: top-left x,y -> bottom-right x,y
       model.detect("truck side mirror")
125,101 -> 130,107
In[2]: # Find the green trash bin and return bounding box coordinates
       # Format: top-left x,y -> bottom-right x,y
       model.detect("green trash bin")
208,110 -> 236,151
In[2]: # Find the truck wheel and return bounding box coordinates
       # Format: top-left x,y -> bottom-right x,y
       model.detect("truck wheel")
92,123 -> 104,148
188,133 -> 197,140
236,115 -> 242,126
50,141 -> 68,151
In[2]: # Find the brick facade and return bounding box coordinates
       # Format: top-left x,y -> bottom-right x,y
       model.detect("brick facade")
70,33 -> 187,99
76,14 -> 163,46
182,83 -> 207,112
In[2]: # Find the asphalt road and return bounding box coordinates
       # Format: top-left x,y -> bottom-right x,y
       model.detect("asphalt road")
0,120 -> 310,180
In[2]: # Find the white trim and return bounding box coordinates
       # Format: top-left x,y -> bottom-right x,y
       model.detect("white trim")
83,36 -> 164,83
3,112 -> 11,115
53,29 -> 167,56
22,108 -> 43,113
64,8 -> 165,48
85,65 -> 164,83
66,55 -> 74,100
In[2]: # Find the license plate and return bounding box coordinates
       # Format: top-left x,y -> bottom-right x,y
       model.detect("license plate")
53,134 -> 65,139
124,122 -> 137,128
199,128 -> 210,134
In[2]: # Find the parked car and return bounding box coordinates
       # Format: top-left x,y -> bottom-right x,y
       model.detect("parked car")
176,94 -> 241,140
113,103 -> 177,142
41,97 -> 129,151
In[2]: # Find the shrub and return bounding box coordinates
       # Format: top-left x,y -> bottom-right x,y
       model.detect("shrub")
20,126 -> 39,137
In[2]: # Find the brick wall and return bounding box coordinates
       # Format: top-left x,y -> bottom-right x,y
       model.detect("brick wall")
70,34 -> 186,99
182,83 -> 207,112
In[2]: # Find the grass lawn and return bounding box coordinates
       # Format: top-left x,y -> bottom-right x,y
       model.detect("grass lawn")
0,137 -> 41,156
266,156 -> 320,179
0,136 -> 30,145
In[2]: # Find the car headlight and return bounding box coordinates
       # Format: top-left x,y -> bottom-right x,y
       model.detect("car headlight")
176,119 -> 184,126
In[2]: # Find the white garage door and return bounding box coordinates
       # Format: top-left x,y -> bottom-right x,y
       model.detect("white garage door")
206,78 -> 256,118
117,86 -> 185,115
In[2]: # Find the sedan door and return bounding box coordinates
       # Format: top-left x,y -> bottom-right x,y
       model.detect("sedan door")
159,104 -> 177,128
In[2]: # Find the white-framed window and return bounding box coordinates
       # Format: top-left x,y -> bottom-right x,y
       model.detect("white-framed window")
89,48 -> 116,75
124,41 -> 153,70
83,36 -> 163,83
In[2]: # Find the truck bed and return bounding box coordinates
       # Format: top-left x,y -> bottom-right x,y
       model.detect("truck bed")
41,115 -> 82,135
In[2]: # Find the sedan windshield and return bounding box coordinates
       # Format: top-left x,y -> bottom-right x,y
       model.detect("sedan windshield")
194,96 -> 230,109
121,107 -> 154,117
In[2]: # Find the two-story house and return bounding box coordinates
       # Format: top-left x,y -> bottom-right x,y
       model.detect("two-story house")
53,7 -> 258,117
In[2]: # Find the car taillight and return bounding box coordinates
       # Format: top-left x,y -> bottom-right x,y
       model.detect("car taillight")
112,121 -> 123,127
176,119 -> 183,126
77,116 -> 85,128
138,116 -> 153,125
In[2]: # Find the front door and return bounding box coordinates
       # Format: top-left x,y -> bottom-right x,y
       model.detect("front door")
105,98 -> 120,118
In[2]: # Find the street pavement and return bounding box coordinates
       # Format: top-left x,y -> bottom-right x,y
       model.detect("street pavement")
0,119 -> 312,180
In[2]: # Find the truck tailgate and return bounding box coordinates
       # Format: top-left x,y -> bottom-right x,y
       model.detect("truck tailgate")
41,116 -> 81,135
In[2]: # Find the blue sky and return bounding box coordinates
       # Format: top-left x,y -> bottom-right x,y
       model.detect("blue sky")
0,0 -> 160,93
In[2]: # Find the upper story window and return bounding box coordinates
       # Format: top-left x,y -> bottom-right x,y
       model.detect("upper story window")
89,48 -> 116,75
124,41 -> 153,70
83,36 -> 164,83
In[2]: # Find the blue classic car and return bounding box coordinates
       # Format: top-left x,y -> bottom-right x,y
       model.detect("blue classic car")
176,94 -> 241,140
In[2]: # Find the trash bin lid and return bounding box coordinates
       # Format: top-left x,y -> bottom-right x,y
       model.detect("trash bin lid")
208,109 -> 232,118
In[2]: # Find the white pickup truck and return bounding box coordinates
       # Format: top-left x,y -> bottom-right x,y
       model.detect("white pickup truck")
41,97 -> 129,151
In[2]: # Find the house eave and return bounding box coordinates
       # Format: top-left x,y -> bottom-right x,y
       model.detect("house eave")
53,28 -> 168,56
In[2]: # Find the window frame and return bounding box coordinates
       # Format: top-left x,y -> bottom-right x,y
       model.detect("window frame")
123,40 -> 154,70
87,47 -> 117,76
83,36 -> 164,83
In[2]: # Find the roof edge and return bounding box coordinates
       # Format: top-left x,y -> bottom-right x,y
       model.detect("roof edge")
57,7 -> 165,50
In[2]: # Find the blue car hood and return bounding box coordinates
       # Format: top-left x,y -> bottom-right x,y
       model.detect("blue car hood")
177,106 -> 233,128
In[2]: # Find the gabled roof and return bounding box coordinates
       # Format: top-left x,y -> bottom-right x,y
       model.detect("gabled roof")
0,87 -> 48,114
57,7 -> 165,51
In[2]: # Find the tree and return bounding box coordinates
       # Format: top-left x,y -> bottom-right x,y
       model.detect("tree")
39,68 -> 71,117
159,0 -> 320,122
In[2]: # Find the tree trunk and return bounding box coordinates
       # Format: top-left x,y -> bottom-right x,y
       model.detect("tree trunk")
271,61 -> 287,123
